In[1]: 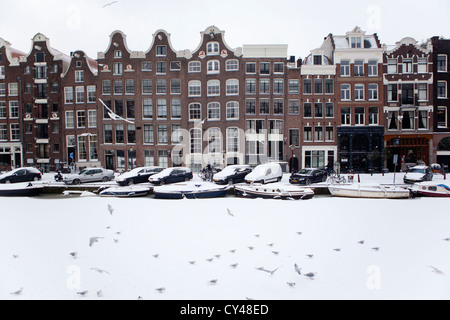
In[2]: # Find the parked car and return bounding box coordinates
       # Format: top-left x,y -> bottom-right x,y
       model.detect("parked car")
289,168 -> 328,185
116,167 -> 163,186
149,167 -> 193,185
63,168 -> 115,185
213,165 -> 253,185
245,163 -> 283,184
0,167 -> 42,184
403,165 -> 433,184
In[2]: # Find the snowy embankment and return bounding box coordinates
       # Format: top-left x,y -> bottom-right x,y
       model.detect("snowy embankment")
1,173 -> 449,300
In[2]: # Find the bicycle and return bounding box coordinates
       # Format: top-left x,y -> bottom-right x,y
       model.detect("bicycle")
326,170 -> 347,184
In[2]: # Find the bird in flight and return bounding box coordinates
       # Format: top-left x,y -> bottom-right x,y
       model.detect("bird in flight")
10,288 -> 23,296
91,268 -> 111,275
103,1 -> 118,8
89,237 -> 104,247
428,266 -> 445,276
107,204 -> 114,216
294,263 -> 302,276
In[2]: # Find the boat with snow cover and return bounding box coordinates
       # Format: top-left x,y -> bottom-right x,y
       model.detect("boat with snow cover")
154,182 -> 231,199
411,182 -> 450,197
328,184 -> 410,199
234,184 -> 314,200
0,182 -> 44,197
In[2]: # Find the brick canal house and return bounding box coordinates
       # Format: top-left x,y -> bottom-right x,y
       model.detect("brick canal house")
320,27 -> 385,173
297,48 -> 338,170
431,36 -> 450,167
19,34 -> 71,172
0,38 -> 26,170
382,37 -> 434,171
61,50 -> 99,170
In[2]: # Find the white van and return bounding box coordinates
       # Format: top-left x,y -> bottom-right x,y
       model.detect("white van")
245,163 -> 283,184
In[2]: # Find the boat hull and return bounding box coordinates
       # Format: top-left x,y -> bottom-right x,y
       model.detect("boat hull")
0,183 -> 44,197
328,185 -> 410,199
99,186 -> 151,198
412,184 -> 450,198
234,185 -> 314,200
155,189 -> 229,199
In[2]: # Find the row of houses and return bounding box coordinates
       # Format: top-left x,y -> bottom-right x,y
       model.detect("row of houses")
0,26 -> 449,173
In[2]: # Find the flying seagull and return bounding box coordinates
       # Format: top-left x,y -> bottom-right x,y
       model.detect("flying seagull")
294,263 -> 302,276
304,272 -> 316,280
306,254 -> 314,259
89,237 -> 104,247
428,266 -> 445,276
77,291 -> 88,297
99,99 -> 135,124
103,1 -> 118,8
152,254 -> 159,259
10,288 -> 23,296
91,268 -> 111,275
333,248 -> 342,252
209,279 -> 218,285
358,240 -> 365,245
227,208 -> 234,217
107,204 -> 114,215
372,247 -> 380,252
155,288 -> 166,293
69,252 -> 78,259
230,263 -> 239,268
287,282 -> 296,287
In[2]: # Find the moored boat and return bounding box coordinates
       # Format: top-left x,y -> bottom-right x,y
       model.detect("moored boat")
154,182 -> 230,199
328,184 -> 410,199
99,185 -> 151,198
411,182 -> 450,197
0,182 -> 44,197
234,184 -> 314,200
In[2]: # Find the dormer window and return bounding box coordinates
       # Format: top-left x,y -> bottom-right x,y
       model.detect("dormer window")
207,42 -> 219,55
76,61 -> 82,68
156,45 -> 167,57
36,52 -> 45,63
114,50 -> 122,59
313,55 -> 322,65
350,37 -> 362,48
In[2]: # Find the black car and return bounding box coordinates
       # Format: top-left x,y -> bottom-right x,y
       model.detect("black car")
116,166 -> 164,186
213,165 -> 253,185
149,167 -> 194,185
0,167 -> 42,184
289,168 -> 328,185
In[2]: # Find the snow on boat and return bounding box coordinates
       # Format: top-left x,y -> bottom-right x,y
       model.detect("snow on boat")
154,182 -> 231,199
99,185 -> 151,198
411,182 -> 450,197
0,182 -> 44,197
328,184 -> 411,199
234,184 -> 314,200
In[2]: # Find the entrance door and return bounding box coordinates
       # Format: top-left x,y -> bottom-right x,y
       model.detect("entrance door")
105,153 -> 114,170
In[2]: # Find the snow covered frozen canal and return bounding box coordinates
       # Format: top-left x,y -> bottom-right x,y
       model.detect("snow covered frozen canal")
1,174 -> 449,300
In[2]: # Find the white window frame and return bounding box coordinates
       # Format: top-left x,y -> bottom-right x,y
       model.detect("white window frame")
77,110 -> 86,128
88,110 -> 97,128
188,80 -> 201,97
10,123 -> 20,141
207,80 -> 220,97
355,107 -> 365,126
226,127 -> 239,153
64,87 -> 74,104
226,102 -> 239,120
188,61 -> 201,73
368,60 -> 378,76
437,55 -> 447,72
75,86 -> 85,104
418,58 -> 428,73
189,103 -> 202,121
87,86 -> 96,103
9,101 -> 19,119
341,84 -> 351,101
437,81 -> 447,99
207,128 -> 222,154
226,79 -> 239,96
226,60 -> 239,71
207,60 -> 220,74
418,83 -> 428,101
207,42 -> 220,56
75,70 -> 84,83
368,84 -> 378,101
66,111 -> 74,129
388,59 -> 398,74
207,102 -> 220,121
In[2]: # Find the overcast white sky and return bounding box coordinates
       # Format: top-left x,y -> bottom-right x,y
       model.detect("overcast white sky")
0,0 -> 449,59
